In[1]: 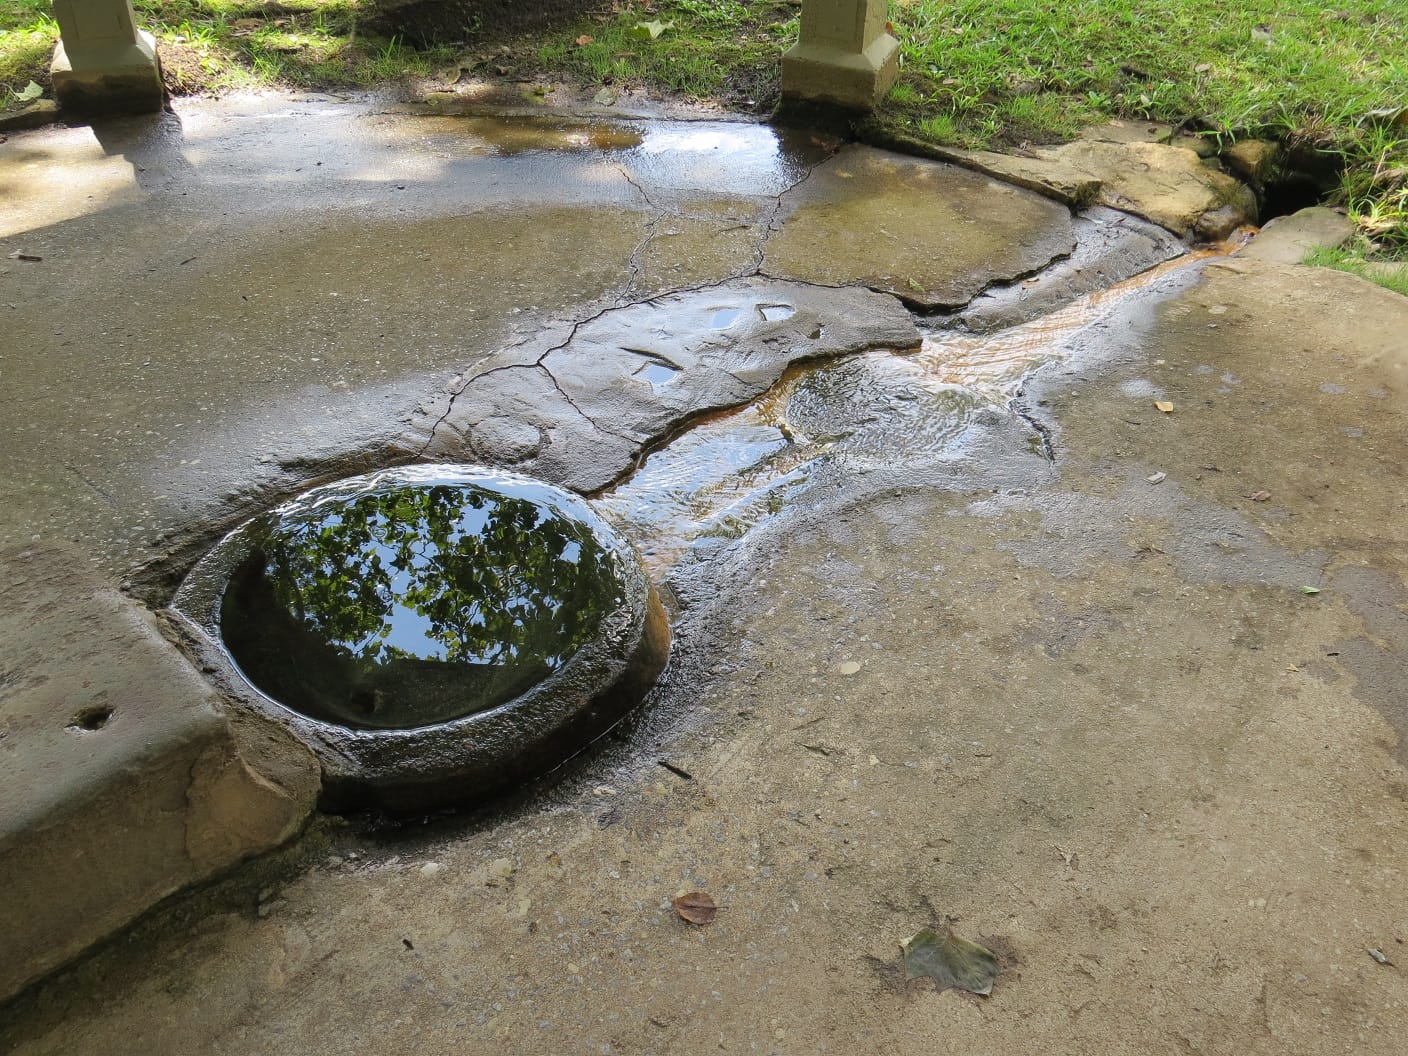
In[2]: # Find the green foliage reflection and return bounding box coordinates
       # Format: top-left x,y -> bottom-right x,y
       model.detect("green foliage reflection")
221,480 -> 623,729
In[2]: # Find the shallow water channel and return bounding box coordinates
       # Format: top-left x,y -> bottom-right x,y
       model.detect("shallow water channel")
596,255 -> 1201,576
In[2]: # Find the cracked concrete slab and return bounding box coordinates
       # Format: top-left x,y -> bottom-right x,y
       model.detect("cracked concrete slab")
5,90 -> 1407,1049
763,144 -> 1078,309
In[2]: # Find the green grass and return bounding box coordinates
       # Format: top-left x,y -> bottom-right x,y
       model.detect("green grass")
2,1 -> 1405,288
534,1 -> 794,104
0,0 -> 57,107
1305,244 -> 1408,296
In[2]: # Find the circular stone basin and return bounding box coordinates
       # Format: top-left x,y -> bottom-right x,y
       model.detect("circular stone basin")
174,465 -> 670,811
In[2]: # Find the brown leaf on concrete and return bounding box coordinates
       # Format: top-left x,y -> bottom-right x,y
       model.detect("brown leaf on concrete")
672,891 -> 717,926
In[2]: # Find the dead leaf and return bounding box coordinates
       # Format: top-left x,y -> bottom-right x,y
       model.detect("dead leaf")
1154,400 -> 1175,413
7,250 -> 41,262
1367,947 -> 1395,967
902,927 -> 1003,995
1246,490 -> 1272,502
673,891 -> 717,926
1145,471 -> 1167,485
575,34 -> 594,46
1300,586 -> 1322,595
16,80 -> 42,103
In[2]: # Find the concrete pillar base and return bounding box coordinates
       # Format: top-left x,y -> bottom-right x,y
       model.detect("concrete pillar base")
781,31 -> 900,111
51,30 -> 165,116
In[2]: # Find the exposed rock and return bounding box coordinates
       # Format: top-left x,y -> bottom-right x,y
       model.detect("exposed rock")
1079,119 -> 1174,146
763,145 -> 1077,309
942,139 -> 1258,239
1240,206 -> 1355,265
1223,139 -> 1281,185
1173,132 -> 1219,158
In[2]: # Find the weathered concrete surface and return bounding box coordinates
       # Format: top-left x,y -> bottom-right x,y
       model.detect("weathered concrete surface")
1240,206 -> 1356,265
939,138 -> 1257,239
420,278 -> 920,491
0,95 -> 1168,1001
764,145 -> 1078,309
0,105 -> 837,576
0,543 -> 319,999
6,89 -> 1406,1043
4,243 -> 1407,1054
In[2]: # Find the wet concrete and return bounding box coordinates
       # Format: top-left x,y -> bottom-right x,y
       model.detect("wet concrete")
3,91 -> 1408,1052
763,145 -> 1078,310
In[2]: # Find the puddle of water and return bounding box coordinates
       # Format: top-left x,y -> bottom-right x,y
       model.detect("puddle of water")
759,304 -> 796,322
219,469 -> 627,731
711,307 -> 744,329
635,360 -> 681,386
412,115 -> 647,156
601,254 -> 1209,577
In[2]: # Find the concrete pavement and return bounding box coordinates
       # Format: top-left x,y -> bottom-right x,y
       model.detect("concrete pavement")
1,93 -> 1405,1052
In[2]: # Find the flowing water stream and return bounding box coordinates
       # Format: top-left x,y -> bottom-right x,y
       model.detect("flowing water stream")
596,252 -> 1216,576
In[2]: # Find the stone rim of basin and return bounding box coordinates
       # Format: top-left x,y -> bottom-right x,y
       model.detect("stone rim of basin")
170,464 -> 670,813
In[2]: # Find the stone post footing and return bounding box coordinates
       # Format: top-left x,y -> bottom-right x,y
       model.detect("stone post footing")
51,31 -> 165,116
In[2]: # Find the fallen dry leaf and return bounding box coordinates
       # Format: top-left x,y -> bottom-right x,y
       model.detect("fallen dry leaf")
575,34 -> 594,46
1246,490 -> 1272,502
7,250 -> 41,262
1154,400 -> 1175,413
673,891 -> 717,926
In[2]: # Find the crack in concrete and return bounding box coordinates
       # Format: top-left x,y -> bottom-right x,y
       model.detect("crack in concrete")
535,364 -> 640,445
414,141 -> 1158,480
1010,397 -> 1058,464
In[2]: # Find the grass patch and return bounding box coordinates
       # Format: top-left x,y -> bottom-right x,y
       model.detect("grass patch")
0,0 -> 58,106
532,1 -> 794,106
1306,243 -> 1408,296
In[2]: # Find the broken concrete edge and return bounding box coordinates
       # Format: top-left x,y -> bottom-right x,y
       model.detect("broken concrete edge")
0,99 -> 62,133
0,544 -> 319,1004
50,32 -> 166,117
849,121 -> 1103,210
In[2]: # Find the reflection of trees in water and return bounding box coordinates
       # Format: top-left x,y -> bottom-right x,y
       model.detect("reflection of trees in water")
265,484 -> 616,670
221,483 -> 623,730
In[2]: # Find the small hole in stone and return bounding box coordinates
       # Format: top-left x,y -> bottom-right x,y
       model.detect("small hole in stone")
70,707 -> 114,732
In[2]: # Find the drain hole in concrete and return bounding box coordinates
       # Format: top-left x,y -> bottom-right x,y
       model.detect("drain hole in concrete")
69,707 -> 114,732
